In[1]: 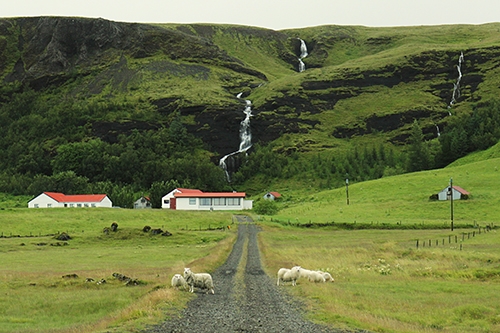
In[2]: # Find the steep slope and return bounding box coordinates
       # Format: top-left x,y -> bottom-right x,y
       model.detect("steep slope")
1,17 -> 500,193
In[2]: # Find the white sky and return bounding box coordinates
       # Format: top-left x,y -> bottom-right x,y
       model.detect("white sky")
1,0 -> 499,30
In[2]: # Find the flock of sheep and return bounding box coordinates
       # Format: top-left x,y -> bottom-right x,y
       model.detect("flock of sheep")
171,266 -> 333,294
277,266 -> 334,286
171,268 -> 215,294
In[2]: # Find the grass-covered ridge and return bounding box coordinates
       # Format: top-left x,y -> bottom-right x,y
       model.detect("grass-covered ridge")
1,17 -> 500,197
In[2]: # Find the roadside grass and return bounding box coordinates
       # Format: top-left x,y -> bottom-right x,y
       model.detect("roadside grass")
259,224 -> 500,333
0,208 -> 237,333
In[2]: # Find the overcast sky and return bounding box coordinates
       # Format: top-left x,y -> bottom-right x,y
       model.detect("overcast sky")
1,0 -> 499,30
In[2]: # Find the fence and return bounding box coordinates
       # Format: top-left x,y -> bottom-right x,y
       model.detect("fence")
415,226 -> 493,250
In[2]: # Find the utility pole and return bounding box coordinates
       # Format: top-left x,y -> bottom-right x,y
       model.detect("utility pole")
345,174 -> 349,205
449,177 -> 454,231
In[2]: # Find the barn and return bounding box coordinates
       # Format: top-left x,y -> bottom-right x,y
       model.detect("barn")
161,188 -> 253,210
263,191 -> 282,200
28,192 -> 112,208
437,186 -> 470,201
134,196 -> 152,209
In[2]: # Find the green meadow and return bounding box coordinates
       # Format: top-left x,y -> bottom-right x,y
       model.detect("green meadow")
1,152 -> 500,332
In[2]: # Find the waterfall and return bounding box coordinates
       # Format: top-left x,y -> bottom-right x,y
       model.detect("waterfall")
448,51 -> 464,109
436,125 -> 441,137
298,38 -> 308,72
219,93 -> 253,182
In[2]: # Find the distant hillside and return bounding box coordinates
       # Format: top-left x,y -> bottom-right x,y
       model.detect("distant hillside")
1,17 -> 500,199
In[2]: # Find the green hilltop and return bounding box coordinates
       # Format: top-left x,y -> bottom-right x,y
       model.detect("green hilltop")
1,17 -> 500,204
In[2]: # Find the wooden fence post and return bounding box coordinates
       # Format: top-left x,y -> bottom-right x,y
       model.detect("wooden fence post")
416,240 -> 419,249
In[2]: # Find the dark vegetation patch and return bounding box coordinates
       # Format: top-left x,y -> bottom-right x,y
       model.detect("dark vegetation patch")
332,109 -> 449,142
91,120 -> 161,144
268,218 -> 489,230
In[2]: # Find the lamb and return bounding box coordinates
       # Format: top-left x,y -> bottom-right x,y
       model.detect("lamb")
277,266 -> 301,286
171,274 -> 188,291
183,268 -> 215,294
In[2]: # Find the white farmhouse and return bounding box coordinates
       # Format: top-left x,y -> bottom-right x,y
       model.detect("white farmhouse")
437,186 -> 470,201
161,188 -> 252,211
28,192 -> 112,208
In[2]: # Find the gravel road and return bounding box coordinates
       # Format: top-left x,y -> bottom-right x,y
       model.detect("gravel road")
146,217 -> 361,333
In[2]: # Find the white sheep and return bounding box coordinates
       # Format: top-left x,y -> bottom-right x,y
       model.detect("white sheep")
171,274 -> 188,290
183,267 -> 215,294
277,266 -> 301,286
307,270 -> 326,283
320,271 -> 335,283
299,268 -> 315,280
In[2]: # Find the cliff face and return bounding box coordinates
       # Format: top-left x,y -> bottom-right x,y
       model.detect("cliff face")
1,17 -> 500,160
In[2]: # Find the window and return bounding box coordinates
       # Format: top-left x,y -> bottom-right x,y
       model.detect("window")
69,204 -> 75,208
200,198 -> 212,206
47,203 -> 52,208
77,204 -> 82,207
164,199 -> 169,204
91,204 -> 96,207
189,198 -> 196,205
34,204 -> 39,208
227,198 -> 241,206
84,203 -> 89,207
213,198 -> 226,206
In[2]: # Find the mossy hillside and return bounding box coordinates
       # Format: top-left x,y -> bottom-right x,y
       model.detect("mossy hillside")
1,18 -> 500,196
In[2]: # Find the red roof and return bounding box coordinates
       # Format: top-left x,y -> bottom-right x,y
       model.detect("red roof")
44,192 -> 108,203
268,192 -> 281,198
177,188 -> 204,194
452,186 -> 470,195
174,191 -> 246,198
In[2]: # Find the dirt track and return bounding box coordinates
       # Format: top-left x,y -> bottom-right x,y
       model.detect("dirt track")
146,217 -> 361,333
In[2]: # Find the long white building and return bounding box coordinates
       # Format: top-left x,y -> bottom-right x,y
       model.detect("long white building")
28,192 -> 112,208
161,188 -> 252,211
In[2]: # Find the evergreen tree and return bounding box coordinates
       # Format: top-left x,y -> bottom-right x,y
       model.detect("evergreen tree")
406,120 -> 431,172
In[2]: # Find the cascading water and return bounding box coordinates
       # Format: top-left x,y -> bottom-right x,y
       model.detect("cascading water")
448,51 -> 464,110
298,38 -> 308,72
436,125 -> 441,137
219,93 -> 253,182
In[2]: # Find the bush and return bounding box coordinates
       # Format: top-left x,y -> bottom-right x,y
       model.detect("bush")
253,199 -> 279,215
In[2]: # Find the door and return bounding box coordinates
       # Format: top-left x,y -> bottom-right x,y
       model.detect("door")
170,198 -> 176,210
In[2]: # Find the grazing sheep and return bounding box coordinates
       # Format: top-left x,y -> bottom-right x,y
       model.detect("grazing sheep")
277,268 -> 290,286
320,271 -> 335,283
171,274 -> 188,291
307,270 -> 326,283
183,268 -> 215,294
277,266 -> 301,286
299,268 -> 315,280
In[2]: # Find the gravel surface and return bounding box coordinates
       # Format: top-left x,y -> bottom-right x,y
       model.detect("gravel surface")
145,217 -> 364,333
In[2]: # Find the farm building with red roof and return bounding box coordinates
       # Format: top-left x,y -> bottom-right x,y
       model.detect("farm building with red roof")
28,192 -> 112,208
161,188 -> 252,210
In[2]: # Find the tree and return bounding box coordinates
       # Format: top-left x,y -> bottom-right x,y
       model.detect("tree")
149,180 -> 180,208
406,120 -> 431,172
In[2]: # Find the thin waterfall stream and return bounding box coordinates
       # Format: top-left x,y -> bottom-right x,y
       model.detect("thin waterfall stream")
298,38 -> 308,72
448,51 -> 464,110
219,93 -> 253,182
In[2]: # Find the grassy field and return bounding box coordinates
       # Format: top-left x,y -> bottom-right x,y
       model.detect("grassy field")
268,156 -> 500,227
256,151 -> 500,332
1,150 -> 500,332
259,224 -> 500,333
0,208 -> 237,333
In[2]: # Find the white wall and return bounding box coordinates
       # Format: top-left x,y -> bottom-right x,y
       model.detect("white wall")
438,188 -> 462,201
174,197 -> 252,210
161,189 -> 179,209
28,193 -> 60,208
